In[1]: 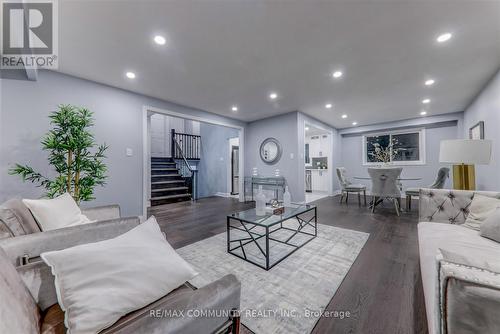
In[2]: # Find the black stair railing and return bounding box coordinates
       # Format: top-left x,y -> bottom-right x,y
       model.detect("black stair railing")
172,135 -> 198,200
171,129 -> 201,160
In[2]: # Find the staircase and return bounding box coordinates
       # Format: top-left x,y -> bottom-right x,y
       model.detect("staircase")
150,157 -> 192,206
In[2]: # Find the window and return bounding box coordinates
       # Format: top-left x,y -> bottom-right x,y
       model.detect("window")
363,129 -> 425,165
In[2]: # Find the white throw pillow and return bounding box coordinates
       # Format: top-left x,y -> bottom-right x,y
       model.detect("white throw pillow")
23,193 -> 92,231
41,216 -> 198,334
480,208 -> 500,243
462,194 -> 500,231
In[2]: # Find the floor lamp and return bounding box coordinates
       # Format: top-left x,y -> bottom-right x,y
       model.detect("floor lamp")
439,139 -> 492,190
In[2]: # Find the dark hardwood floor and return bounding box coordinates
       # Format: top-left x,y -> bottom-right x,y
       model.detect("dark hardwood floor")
148,196 -> 427,334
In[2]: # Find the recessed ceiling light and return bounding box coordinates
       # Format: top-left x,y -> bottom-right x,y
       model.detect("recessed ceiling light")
125,71 -> 136,79
305,127 -> 310,131
231,105 -> 238,112
341,114 -> 348,119
325,103 -> 332,109
269,92 -> 278,100
425,79 -> 435,86
420,111 -> 427,116
352,122 -> 357,126
154,35 -> 166,45
332,71 -> 343,79
436,32 -> 452,43
422,98 -> 431,104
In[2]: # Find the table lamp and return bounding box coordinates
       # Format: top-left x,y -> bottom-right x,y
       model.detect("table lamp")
439,139 -> 492,190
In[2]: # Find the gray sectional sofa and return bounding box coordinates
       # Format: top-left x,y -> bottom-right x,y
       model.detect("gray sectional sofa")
0,197 -> 123,240
418,188 -> 500,334
0,199 -> 241,333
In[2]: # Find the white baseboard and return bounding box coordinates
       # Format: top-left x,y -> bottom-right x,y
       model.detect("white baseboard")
215,192 -> 238,198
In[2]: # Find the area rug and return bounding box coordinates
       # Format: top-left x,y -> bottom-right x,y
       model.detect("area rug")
177,222 -> 369,334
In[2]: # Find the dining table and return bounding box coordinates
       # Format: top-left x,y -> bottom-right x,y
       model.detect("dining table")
353,176 -> 422,212
353,176 -> 422,181
353,176 -> 422,191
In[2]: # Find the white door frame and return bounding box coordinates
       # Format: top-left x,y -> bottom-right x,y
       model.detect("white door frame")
142,105 -> 245,219
304,122 -> 334,197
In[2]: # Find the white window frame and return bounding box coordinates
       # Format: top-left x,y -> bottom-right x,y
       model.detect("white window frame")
362,128 -> 426,166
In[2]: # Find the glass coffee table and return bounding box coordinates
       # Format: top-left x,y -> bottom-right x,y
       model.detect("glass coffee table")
227,203 -> 317,270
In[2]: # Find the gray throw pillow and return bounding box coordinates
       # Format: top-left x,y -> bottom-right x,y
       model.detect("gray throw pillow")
0,198 -> 41,236
480,208 -> 500,243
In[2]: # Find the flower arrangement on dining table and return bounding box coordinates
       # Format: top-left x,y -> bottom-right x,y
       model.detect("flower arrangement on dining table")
369,138 -> 399,163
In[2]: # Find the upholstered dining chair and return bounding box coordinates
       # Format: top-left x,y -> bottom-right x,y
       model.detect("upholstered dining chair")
368,167 -> 403,216
336,167 -> 367,205
405,167 -> 450,211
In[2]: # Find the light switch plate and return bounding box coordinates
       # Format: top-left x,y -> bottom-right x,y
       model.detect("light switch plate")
290,153 -> 294,159
126,148 -> 133,156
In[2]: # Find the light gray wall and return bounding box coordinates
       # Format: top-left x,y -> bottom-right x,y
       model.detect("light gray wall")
338,114 -> 463,192
0,70 -> 244,216
150,114 -> 200,157
150,113 -> 170,157
463,68 -> 500,191
197,123 -> 239,198
244,111 -> 340,203
245,112 -> 301,201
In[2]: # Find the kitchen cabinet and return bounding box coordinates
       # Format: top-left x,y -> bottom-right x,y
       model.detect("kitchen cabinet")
305,132 -> 331,193
308,136 -> 321,157
319,135 -> 330,157
306,134 -> 330,158
311,169 -> 330,192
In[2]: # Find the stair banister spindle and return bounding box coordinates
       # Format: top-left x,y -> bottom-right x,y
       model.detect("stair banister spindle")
171,134 -> 196,201
183,134 -> 186,159
171,129 -> 175,159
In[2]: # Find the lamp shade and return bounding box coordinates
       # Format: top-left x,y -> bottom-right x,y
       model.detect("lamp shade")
439,139 -> 492,165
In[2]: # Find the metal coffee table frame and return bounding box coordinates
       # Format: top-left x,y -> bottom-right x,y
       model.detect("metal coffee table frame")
226,205 -> 317,270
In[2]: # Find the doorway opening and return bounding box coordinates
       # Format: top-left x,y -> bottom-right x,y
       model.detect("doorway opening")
142,106 -> 244,218
229,137 -> 240,196
304,123 -> 333,203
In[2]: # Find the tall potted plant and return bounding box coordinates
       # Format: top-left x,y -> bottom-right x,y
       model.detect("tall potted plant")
10,105 -> 108,203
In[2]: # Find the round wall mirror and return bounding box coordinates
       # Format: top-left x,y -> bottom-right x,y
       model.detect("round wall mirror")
260,138 -> 282,165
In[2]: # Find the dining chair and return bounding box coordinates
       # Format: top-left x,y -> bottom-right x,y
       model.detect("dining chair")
404,167 -> 450,211
368,167 -> 403,216
336,167 -> 367,205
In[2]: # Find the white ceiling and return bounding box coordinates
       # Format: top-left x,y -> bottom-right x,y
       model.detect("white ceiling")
305,124 -> 329,137
57,0 -> 500,128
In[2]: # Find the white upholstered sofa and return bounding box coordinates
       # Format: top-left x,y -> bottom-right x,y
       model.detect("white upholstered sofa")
418,188 -> 500,334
